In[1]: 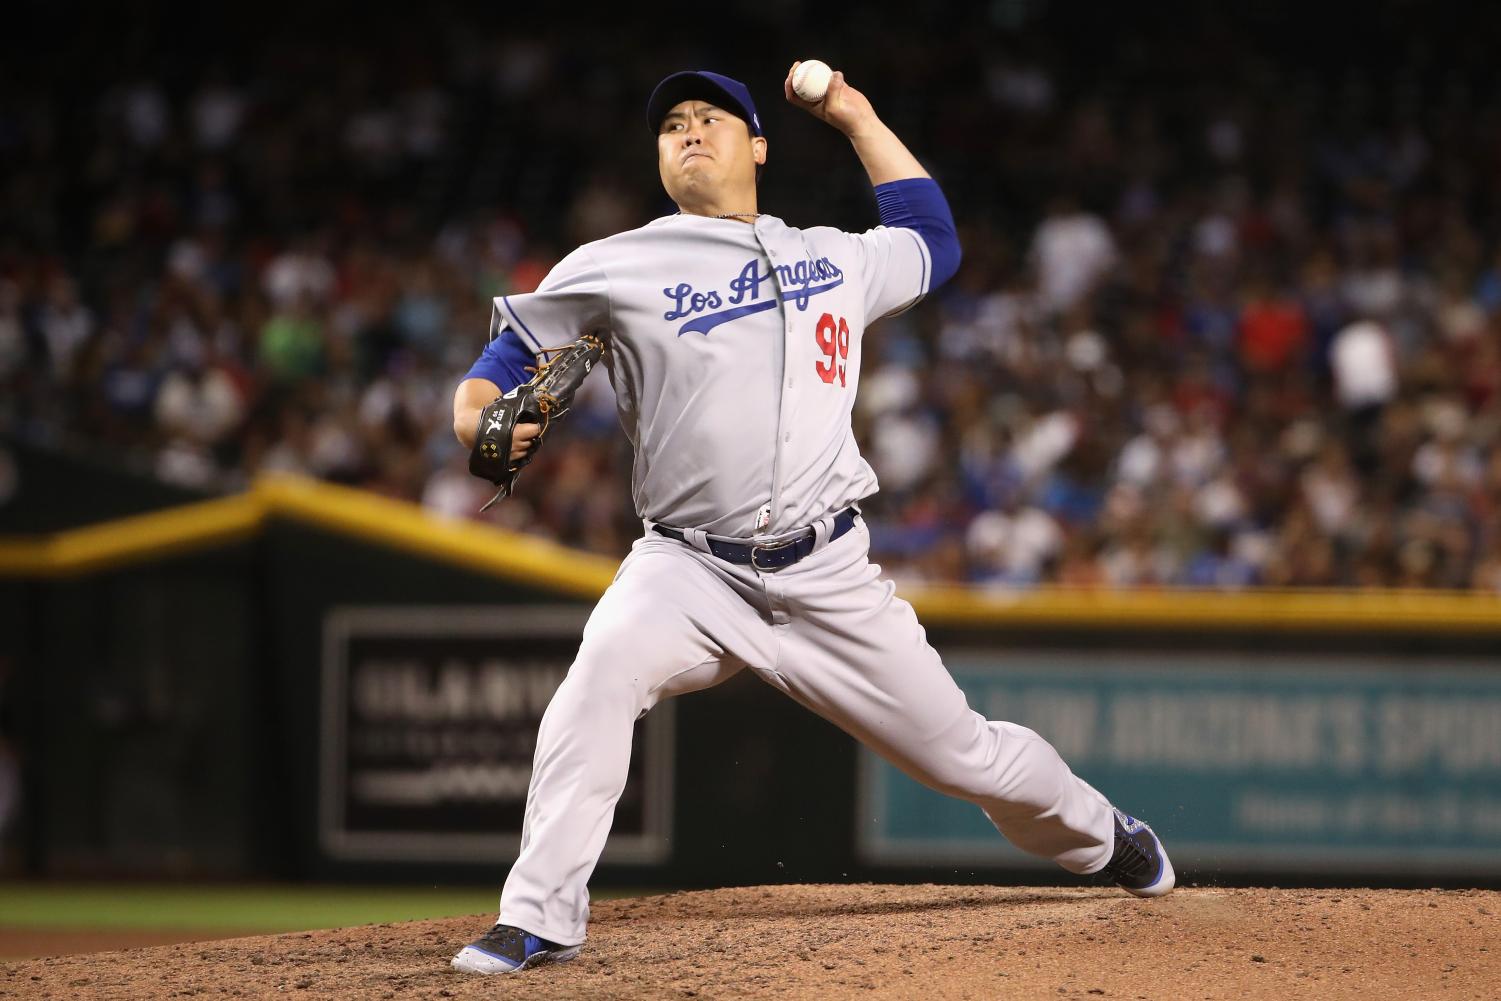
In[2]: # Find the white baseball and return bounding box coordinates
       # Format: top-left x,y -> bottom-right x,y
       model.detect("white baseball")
792,60 -> 833,103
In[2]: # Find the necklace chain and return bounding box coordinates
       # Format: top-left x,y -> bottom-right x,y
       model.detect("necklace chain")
714,212 -> 762,219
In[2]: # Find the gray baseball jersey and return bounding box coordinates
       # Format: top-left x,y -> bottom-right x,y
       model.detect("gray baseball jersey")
483,213 -> 1125,949
491,214 -> 931,536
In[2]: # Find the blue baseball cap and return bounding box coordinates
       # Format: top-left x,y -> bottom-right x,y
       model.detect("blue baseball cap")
647,71 -> 763,137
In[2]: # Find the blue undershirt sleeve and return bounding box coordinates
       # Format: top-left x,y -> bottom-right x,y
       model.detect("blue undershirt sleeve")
873,177 -> 962,290
464,327 -> 537,392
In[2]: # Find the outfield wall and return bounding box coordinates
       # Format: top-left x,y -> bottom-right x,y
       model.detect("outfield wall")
3,466 -> 1500,886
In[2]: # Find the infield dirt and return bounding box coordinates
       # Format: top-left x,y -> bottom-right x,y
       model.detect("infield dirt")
5,884 -> 1497,999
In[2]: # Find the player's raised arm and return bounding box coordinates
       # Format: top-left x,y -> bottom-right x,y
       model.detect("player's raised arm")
784,61 -> 961,290
784,61 -> 926,185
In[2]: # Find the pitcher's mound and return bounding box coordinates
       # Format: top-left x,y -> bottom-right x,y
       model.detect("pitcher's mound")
6,884 -> 1498,999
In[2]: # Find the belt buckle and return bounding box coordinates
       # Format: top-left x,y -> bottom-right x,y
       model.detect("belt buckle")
750,536 -> 799,572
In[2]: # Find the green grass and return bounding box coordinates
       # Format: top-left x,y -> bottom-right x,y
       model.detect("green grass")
0,883 -> 652,933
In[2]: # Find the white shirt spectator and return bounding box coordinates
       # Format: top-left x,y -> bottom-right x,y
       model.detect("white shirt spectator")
1030,210 -> 1117,314
155,440 -> 219,489
870,411 -> 941,493
1330,320 -> 1398,409
857,364 -> 922,420
1116,433 -> 1164,487
1301,458 -> 1358,535
1411,440 -> 1481,488
264,248 -> 335,309
1438,291 -> 1486,344
40,280 -> 93,379
966,507 -> 1063,581
154,368 -> 245,444
1171,427 -> 1225,488
1115,404 -> 1180,487
307,414 -> 364,479
1010,410 -> 1079,483
167,238 -> 208,283
1194,474 -> 1246,528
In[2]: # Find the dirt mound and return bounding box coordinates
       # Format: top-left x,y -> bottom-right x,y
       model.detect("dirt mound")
5,884 -> 1497,1000
0,928 -> 249,962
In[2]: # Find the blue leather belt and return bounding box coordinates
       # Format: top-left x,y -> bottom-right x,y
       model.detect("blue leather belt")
653,507 -> 859,572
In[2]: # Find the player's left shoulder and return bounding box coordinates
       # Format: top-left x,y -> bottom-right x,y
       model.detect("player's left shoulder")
761,218 -> 850,258
763,216 -> 833,242
792,220 -> 913,256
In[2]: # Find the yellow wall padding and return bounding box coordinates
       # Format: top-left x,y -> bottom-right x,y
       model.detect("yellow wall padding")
899,581 -> 1501,633
4,472 -> 1501,632
252,475 -> 616,599
0,492 -> 262,576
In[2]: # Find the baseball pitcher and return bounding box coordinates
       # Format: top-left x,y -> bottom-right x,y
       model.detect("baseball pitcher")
448,63 -> 1175,975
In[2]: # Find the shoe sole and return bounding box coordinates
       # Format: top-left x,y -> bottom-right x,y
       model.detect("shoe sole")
450,944 -> 582,975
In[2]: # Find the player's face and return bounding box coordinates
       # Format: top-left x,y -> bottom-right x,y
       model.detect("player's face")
657,100 -> 767,206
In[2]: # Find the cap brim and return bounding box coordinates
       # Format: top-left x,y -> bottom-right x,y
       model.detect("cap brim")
647,72 -> 756,135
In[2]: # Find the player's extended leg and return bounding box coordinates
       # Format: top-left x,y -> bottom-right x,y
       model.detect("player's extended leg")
485,536 -> 776,953
765,521 -> 1162,885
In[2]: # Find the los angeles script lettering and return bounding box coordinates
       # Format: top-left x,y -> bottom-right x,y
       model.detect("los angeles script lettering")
663,256 -> 844,322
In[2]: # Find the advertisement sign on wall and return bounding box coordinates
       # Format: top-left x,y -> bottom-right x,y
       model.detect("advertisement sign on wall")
321,606 -> 673,864
859,652 -> 1501,874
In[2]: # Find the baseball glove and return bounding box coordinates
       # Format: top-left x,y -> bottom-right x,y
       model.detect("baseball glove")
469,334 -> 605,511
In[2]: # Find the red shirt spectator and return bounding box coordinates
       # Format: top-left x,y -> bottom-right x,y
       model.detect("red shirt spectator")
1239,288 -> 1309,373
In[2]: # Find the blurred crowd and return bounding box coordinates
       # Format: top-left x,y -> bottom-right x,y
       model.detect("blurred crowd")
4,3 -> 1501,590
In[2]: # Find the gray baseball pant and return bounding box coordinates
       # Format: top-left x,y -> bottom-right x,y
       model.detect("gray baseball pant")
498,519 -> 1115,945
